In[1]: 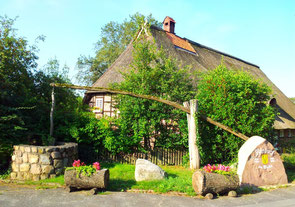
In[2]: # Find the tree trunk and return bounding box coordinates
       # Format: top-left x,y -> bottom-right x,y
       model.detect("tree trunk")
183,100 -> 200,169
64,169 -> 109,189
192,170 -> 239,195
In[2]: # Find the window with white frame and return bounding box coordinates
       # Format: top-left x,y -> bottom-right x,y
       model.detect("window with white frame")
95,97 -> 104,112
288,129 -> 292,138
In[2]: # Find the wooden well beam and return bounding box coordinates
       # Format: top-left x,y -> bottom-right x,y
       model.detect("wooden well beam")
50,83 -> 249,141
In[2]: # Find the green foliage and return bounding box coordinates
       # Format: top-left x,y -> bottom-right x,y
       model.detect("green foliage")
76,13 -> 161,85
0,16 -> 80,169
66,165 -> 97,177
0,16 -> 39,168
282,153 -> 295,171
280,139 -> 295,153
182,152 -> 190,168
0,169 -> 11,180
290,97 -> 295,104
64,109 -> 118,160
112,36 -> 196,152
196,64 -> 276,164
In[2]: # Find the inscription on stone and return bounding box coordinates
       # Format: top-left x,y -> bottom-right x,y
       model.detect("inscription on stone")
237,136 -> 288,186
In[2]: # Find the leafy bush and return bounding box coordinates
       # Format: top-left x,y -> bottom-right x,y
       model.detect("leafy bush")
112,34 -> 195,152
196,64 -> 276,164
280,139 -> 295,154
282,153 -> 295,170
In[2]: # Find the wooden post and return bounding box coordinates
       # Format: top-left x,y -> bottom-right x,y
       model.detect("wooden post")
50,87 -> 55,138
183,100 -> 200,169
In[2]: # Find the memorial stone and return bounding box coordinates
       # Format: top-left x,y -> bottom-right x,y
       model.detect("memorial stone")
237,136 -> 288,186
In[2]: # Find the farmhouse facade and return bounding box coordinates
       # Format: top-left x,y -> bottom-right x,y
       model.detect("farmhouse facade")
84,16 -> 295,143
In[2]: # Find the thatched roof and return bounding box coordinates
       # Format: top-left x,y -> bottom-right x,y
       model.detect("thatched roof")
90,25 -> 295,130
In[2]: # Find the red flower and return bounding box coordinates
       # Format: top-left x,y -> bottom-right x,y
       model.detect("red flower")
93,162 -> 101,171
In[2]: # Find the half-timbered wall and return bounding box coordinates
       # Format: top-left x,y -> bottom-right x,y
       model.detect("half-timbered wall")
277,129 -> 295,139
88,93 -> 118,118
277,129 -> 295,152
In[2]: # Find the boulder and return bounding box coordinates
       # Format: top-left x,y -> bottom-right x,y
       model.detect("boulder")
237,136 -> 288,186
135,159 -> 167,181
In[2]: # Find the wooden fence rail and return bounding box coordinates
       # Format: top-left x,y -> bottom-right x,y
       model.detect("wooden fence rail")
98,148 -> 187,166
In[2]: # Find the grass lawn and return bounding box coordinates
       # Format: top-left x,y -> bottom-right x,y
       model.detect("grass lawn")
103,163 -> 195,196
0,163 -> 195,196
2,155 -> 295,196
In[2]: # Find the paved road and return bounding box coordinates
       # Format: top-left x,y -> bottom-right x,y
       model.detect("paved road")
1,184 -> 295,207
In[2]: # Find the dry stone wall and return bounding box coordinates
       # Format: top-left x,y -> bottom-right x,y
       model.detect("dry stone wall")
10,142 -> 78,181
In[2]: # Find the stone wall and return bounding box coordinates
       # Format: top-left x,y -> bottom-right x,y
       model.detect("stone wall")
10,142 -> 78,181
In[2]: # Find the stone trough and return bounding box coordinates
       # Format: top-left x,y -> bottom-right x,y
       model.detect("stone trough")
10,142 -> 78,181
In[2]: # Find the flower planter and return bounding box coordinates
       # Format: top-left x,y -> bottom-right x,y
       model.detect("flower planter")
192,170 -> 239,196
64,168 -> 109,190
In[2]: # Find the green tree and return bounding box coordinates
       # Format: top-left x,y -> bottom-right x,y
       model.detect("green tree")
109,36 -> 196,153
290,97 -> 295,104
76,13 -> 161,85
0,16 -> 80,169
196,65 -> 276,165
0,16 -> 40,169
32,58 -> 79,145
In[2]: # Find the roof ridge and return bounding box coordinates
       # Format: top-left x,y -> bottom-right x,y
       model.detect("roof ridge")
150,25 -> 259,68
184,38 -> 260,68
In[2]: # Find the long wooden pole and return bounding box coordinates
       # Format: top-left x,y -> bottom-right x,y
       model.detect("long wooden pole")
50,87 -> 55,138
50,83 -> 249,141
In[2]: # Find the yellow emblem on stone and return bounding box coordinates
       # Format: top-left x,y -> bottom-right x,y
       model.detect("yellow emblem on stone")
262,154 -> 268,165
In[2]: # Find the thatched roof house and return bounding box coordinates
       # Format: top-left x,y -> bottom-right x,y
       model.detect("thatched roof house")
84,16 -> 295,141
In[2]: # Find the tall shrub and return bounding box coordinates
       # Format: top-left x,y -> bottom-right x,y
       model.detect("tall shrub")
112,36 -> 196,152
196,64 -> 276,164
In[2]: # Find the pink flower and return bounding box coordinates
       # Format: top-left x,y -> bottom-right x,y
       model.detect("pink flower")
203,164 -> 230,173
93,162 -> 101,171
72,160 -> 86,167
73,160 -> 81,167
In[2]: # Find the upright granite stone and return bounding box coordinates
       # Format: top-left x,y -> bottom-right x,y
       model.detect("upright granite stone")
135,159 -> 167,181
237,136 -> 288,186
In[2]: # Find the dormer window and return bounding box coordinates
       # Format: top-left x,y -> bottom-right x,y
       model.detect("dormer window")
269,98 -> 277,106
165,32 -> 197,55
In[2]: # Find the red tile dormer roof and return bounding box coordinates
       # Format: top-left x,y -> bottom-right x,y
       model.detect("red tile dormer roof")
166,32 -> 196,54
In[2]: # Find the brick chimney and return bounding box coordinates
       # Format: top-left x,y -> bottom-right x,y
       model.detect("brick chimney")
163,16 -> 176,34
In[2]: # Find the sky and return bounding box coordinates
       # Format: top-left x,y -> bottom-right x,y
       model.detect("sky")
1,0 -> 294,97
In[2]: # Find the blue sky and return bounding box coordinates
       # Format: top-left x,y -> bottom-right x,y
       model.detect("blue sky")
1,0 -> 294,97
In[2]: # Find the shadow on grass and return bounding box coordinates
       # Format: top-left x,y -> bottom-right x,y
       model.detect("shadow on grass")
107,179 -> 137,191
237,185 -> 262,195
166,173 -> 178,178
101,162 -> 117,169
286,170 -> 295,183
